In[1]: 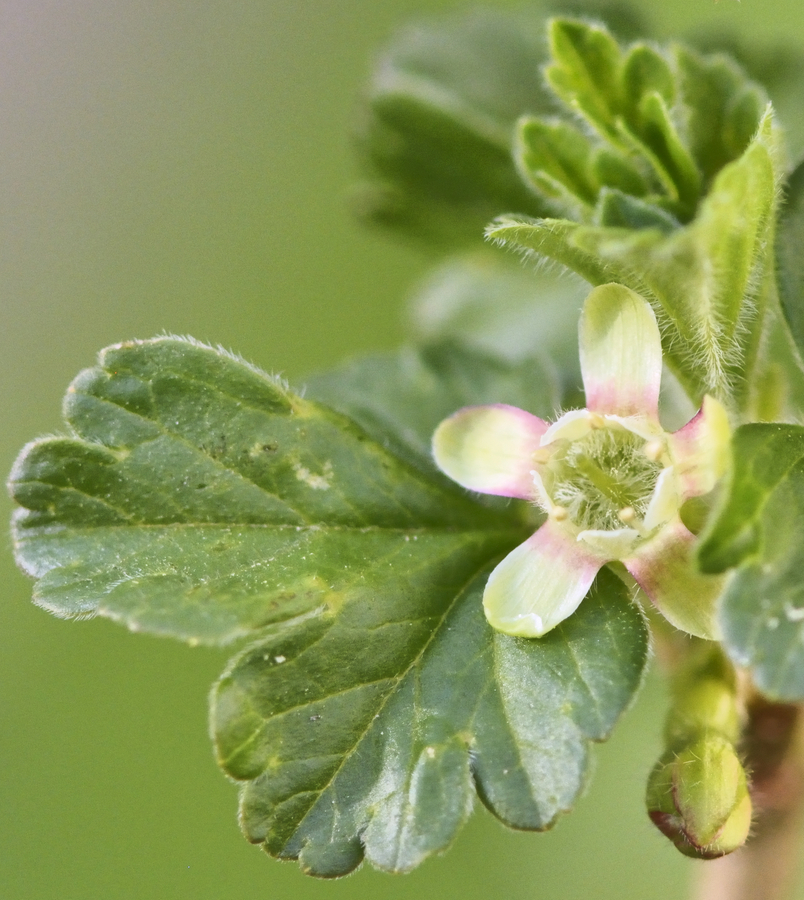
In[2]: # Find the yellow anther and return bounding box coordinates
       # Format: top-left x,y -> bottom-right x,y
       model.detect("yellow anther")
551,505 -> 569,522
618,506 -> 636,524
644,441 -> 664,462
589,412 -> 606,429
533,448 -> 551,465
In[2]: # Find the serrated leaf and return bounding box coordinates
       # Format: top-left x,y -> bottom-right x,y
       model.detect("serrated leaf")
545,18 -> 623,144
674,45 -> 766,185
630,90 -> 701,212
357,9 -> 553,245
621,43 -> 674,110
698,425 -> 804,700
305,339 -> 561,478
211,566 -> 648,876
514,117 -> 599,220
9,337 -> 524,644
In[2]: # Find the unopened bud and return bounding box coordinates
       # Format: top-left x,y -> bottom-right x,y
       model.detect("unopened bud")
646,736 -> 752,859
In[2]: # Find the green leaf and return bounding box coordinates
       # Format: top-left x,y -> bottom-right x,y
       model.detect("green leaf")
698,425 -> 804,700
211,566 -> 648,876
486,216 -> 618,288
674,45 -> 766,186
305,339 -> 562,478
545,19 -> 623,144
9,337 -> 523,645
627,90 -> 701,213
698,425 -> 804,573
490,112 -> 780,409
356,8 -> 553,246
621,43 -> 674,111
514,117 -> 599,221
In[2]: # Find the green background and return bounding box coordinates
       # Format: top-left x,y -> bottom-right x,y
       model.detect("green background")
2,1 -> 802,898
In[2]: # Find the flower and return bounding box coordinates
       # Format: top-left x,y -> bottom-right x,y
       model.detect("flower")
432,283 -> 730,639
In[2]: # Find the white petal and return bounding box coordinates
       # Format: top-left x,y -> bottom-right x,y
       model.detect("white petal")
643,467 -> 681,531
624,518 -> 724,640
541,409 -> 593,445
483,521 -> 602,638
580,284 -> 662,419
577,527 -> 640,558
669,395 -> 731,499
432,404 -> 548,499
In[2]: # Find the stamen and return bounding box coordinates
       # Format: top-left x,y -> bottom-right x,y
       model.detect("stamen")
550,505 -> 569,522
533,448 -> 551,465
644,441 -> 664,462
618,506 -> 636,524
588,412 -> 606,429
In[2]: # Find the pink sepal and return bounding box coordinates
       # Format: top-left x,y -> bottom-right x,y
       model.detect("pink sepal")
624,518 -> 724,640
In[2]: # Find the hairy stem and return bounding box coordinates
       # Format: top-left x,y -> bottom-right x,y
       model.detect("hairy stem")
695,700 -> 804,900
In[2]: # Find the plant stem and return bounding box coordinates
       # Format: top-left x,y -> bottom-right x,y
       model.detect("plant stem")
695,700 -> 804,900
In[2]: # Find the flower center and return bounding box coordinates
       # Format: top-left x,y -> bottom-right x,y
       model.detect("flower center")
545,426 -> 664,531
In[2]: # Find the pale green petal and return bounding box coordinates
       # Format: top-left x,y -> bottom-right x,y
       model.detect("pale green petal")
580,284 -> 662,418
625,518 -> 724,640
603,413 -> 664,442
432,404 -> 548,499
669,395 -> 731,499
483,521 -> 601,638
577,527 -> 640,558
643,467 -> 681,531
541,409 -> 593,445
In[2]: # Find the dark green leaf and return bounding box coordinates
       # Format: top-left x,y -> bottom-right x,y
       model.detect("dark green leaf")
698,425 -> 804,700
698,425 -> 804,573
305,339 -> 561,478
9,337 -> 522,644
356,8 -> 553,246
211,566 -> 648,876
594,188 -> 679,232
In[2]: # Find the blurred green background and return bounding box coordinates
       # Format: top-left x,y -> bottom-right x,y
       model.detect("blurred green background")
2,2 -> 803,898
